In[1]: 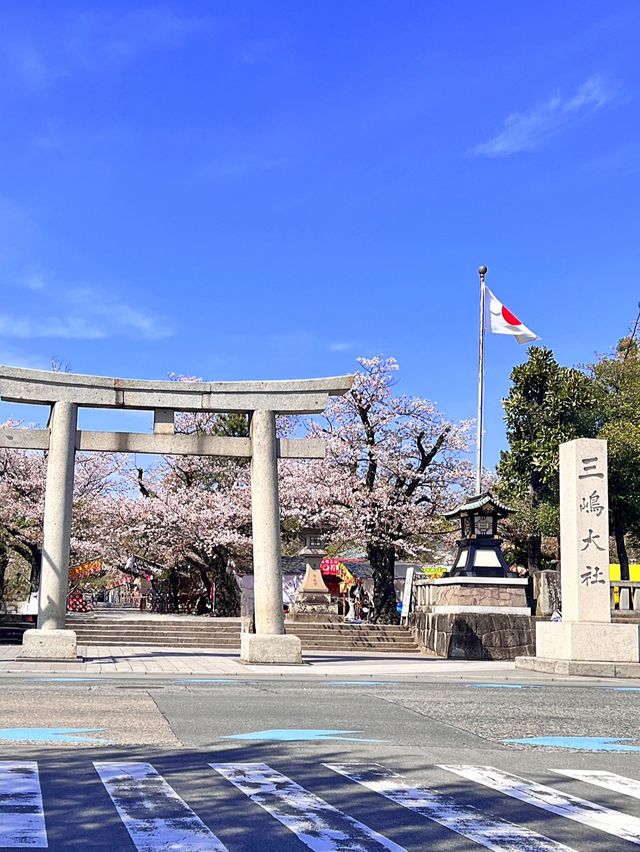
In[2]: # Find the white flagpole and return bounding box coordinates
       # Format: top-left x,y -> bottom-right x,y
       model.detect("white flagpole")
475,265 -> 488,494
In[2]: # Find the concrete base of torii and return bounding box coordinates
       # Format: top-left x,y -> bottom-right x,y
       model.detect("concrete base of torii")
18,628 -> 79,660
240,633 -> 302,664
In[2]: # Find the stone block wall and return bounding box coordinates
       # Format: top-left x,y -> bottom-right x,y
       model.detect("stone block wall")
411,611 -> 536,660
432,584 -> 527,609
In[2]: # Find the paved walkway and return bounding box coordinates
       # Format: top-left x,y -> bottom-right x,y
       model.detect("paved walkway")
0,643 -> 520,678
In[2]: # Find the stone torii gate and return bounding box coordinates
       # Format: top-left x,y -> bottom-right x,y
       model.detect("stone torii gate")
0,366 -> 353,664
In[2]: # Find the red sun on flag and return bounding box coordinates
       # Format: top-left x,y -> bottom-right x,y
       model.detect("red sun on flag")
501,305 -> 521,326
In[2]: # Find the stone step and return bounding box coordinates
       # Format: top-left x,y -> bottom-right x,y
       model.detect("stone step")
75,640 -> 417,652
72,630 -> 414,645
67,614 -> 407,633
68,624 -> 406,634
71,629 -> 415,645
65,615 -> 418,653
67,624 -> 241,632
67,625 -> 410,638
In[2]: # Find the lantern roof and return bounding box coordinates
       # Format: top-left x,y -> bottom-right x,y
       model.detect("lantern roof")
443,491 -> 513,520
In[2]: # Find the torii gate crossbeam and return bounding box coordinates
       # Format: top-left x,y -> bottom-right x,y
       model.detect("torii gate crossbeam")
0,366 -> 353,664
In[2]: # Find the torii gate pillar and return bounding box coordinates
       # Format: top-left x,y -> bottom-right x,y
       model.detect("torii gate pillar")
22,401 -> 79,659
242,409 -> 302,663
0,366 -> 353,663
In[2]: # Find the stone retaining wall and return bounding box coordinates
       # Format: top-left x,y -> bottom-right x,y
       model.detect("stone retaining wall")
432,584 -> 527,609
410,611 -> 536,660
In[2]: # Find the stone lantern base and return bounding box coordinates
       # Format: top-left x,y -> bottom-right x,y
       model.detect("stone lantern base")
289,565 -> 340,622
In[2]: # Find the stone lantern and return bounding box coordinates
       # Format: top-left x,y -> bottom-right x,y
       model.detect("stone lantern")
289,528 -> 339,622
444,492 -> 513,578
415,492 -> 531,660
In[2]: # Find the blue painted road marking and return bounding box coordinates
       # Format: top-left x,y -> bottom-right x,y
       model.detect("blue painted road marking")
503,736 -> 640,752
32,678 -> 103,683
0,727 -> 112,744
177,679 -> 245,684
468,683 -> 543,689
601,687 -> 640,692
221,729 -> 386,742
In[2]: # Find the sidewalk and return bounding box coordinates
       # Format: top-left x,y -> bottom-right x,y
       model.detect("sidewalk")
0,642 -> 518,679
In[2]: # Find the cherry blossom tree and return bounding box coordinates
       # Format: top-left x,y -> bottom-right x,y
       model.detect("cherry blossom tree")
85,393 -> 259,616
0,420 -> 127,596
300,357 -> 472,622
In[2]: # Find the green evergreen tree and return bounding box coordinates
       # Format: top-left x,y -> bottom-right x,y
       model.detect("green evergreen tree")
589,334 -> 640,579
497,347 -> 596,571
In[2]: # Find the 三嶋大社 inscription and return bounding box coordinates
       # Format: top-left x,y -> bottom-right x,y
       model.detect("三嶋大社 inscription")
518,438 -> 640,671
565,450 -> 611,624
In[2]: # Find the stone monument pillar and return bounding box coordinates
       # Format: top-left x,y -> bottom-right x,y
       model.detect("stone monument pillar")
20,401 -> 78,659
241,409 -> 302,664
517,438 -> 640,675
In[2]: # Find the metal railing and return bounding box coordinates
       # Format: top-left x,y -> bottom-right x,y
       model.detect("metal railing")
611,580 -> 640,612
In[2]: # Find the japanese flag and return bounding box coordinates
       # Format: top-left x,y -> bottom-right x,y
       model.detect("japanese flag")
486,287 -> 539,344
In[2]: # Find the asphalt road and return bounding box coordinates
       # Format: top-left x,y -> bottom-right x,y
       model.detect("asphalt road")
1,675 -> 640,850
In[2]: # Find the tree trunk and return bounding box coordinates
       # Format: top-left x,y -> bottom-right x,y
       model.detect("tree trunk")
168,566 -> 180,612
187,551 -> 241,617
0,542 -> 8,594
527,535 -> 542,573
210,560 -> 241,617
613,512 -> 630,581
367,543 -> 399,624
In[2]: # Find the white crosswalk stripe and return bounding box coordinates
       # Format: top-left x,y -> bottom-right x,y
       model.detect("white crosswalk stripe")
325,762 -> 575,851
94,761 -> 228,851
3,759 -> 640,849
210,761 -> 405,851
0,761 -> 47,849
441,764 -> 640,847
554,769 -> 640,800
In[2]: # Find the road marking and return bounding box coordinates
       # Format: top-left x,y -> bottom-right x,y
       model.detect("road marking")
32,678 -> 102,683
220,728 -> 385,742
176,679 -> 245,684
320,681 -> 389,686
441,764 -> 640,846
94,761 -> 227,851
503,736 -> 640,751
325,762 -> 573,851
467,683 -> 543,689
600,687 -> 640,692
554,769 -> 640,799
0,727 -> 111,744
0,761 -> 47,848
211,762 -> 404,851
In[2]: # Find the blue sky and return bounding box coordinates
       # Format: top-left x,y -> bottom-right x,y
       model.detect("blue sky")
0,1 -> 639,466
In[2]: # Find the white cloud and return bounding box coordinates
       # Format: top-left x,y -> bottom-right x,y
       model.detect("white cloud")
22,271 -> 47,291
0,345 -> 49,369
5,40 -> 64,90
0,284 -> 173,341
328,341 -> 354,352
471,76 -> 612,157
0,314 -> 107,340
64,286 -> 174,340
3,8 -> 210,90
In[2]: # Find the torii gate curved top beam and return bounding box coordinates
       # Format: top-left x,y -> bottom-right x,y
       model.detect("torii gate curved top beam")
0,366 -> 354,414
0,364 -> 354,665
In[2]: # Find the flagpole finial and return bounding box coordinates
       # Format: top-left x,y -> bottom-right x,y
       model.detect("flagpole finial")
478,265 -> 488,277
